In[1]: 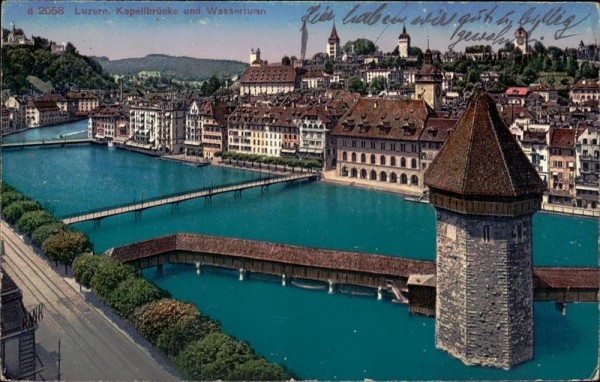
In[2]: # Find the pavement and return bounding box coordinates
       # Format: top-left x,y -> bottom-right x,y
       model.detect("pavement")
1,221 -> 181,381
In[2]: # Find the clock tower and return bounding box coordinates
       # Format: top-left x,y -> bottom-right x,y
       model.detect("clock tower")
413,49 -> 442,111
514,27 -> 528,55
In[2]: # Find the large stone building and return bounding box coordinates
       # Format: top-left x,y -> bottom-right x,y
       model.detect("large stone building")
239,65 -> 298,95
425,90 -> 545,369
66,91 -> 100,114
4,96 -> 29,132
88,106 -> 128,143
297,106 -> 342,168
184,100 -> 228,158
575,124 -> 599,209
569,79 -> 600,104
25,100 -> 68,127
330,99 -> 436,195
414,49 -> 442,111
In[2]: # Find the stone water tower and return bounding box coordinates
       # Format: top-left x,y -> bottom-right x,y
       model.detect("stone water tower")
424,90 -> 545,369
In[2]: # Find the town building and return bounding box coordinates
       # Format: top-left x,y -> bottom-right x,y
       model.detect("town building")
361,68 -> 402,87
514,27 -> 529,54
1,108 -> 13,134
326,24 -> 340,60
529,84 -> 558,104
50,42 -> 66,54
184,100 -> 228,158
520,129 -> 550,184
88,106 -> 127,143
1,264 -> 44,380
505,87 -> 530,106
1,24 -> 34,46
66,91 -> 100,114
239,65 -> 298,95
398,25 -> 410,58
425,90 -> 545,369
298,106 -> 342,169
227,105 -> 301,157
569,79 -> 600,104
128,100 -> 186,154
301,70 -> 331,89
40,93 -> 75,116
418,118 -> 456,173
4,96 -> 29,131
548,128 -> 577,205
331,99 -> 436,195
414,49 -> 442,110
25,100 -> 68,127
575,124 -> 599,209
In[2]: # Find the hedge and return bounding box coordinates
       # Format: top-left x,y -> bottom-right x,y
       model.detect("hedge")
220,151 -> 321,169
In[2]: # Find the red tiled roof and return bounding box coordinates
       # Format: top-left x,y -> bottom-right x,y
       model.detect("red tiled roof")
40,93 -> 68,103
330,99 -> 434,141
240,65 -> 297,84
572,79 -> 599,90
424,90 -> 545,197
506,87 -> 530,97
28,100 -> 60,112
522,130 -> 547,144
328,24 -> 340,42
550,128 -> 576,149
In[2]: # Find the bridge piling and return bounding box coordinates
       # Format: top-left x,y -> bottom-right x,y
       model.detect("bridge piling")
377,286 -> 383,300
282,274 -> 288,286
328,279 -> 335,294
196,262 -> 202,275
239,268 -> 246,281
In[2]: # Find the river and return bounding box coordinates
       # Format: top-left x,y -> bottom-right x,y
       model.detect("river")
2,121 -> 598,380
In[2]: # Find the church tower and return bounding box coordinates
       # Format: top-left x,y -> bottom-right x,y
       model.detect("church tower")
249,48 -> 261,66
514,27 -> 528,55
398,24 -> 410,58
326,23 -> 340,60
414,48 -> 442,110
425,90 -> 545,369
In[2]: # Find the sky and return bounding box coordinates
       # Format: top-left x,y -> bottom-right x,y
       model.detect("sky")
2,1 -> 598,63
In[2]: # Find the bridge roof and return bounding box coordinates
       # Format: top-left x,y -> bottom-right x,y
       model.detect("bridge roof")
107,234 -> 599,291
109,233 -> 436,277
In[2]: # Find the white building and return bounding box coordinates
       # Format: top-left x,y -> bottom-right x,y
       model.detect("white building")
326,24 -> 341,60
129,100 -> 186,153
239,65 -> 297,95
398,25 -> 410,58
362,68 -> 402,85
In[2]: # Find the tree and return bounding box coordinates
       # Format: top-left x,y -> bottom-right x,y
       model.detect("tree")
43,230 -> 92,271
90,257 -> 135,303
546,75 -> 556,87
324,60 -> 334,74
1,191 -> 25,209
201,75 -> 221,96
521,67 -> 538,85
110,278 -> 164,318
533,41 -> 546,57
560,78 -> 570,87
579,61 -> 598,79
16,210 -> 54,236
2,200 -> 40,224
344,38 -> 377,55
348,77 -> 366,95
230,358 -> 293,381
566,57 -> 578,77
73,253 -> 103,289
281,56 -> 291,66
31,221 -> 67,247
156,313 -> 221,357
370,76 -> 387,94
133,299 -> 199,345
175,333 -> 256,381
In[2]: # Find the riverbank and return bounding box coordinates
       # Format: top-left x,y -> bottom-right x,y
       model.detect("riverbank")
2,117 -> 87,137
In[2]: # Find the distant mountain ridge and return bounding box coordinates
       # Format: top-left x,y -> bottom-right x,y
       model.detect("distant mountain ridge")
92,54 -> 248,81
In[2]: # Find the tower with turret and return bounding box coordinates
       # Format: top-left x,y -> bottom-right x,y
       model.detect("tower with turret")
250,48 -> 261,66
514,27 -> 528,55
326,23 -> 340,60
424,90 -> 545,369
398,24 -> 410,58
414,48 -> 442,110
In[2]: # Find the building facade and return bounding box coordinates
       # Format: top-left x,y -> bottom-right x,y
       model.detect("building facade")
326,24 -> 340,60
414,49 -> 442,111
569,79 -> 600,104
575,125 -> 599,209
25,100 -> 68,127
398,25 -> 410,58
548,128 -> 577,205
239,65 -> 297,95
128,100 -> 186,153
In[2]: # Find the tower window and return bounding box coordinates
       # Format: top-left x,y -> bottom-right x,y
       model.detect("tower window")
483,225 -> 490,243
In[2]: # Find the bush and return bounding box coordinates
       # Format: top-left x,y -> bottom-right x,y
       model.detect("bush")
72,253 -> 103,288
43,230 -> 92,270
132,298 -> 198,345
90,257 -> 135,303
3,200 -> 40,224
230,358 -> 293,381
16,210 -> 54,236
110,278 -> 164,318
175,332 -> 256,381
1,183 -> 15,193
31,221 -> 67,247
1,191 -> 26,209
156,313 -> 220,357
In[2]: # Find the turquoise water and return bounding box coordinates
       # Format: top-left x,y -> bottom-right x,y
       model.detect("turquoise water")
2,121 -> 598,380
2,119 -> 88,143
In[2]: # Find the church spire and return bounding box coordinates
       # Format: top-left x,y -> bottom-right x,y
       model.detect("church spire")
328,22 -> 340,43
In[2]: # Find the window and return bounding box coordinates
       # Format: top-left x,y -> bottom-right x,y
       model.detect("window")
381,142 -> 386,150
361,140 -> 366,148
400,144 -> 406,151
351,168 -> 358,177
411,175 -> 419,185
351,152 -> 356,162
411,158 -> 417,169
371,141 -> 376,149
391,144 -> 396,151
400,174 -> 408,184
370,170 -> 377,180
380,155 -> 386,165
380,172 -> 387,182
391,156 -> 396,166
483,225 -> 490,243
352,140 -> 357,148
390,173 -> 397,183
360,169 -> 367,179
360,153 -> 366,163
401,157 -> 406,168
370,154 -> 376,164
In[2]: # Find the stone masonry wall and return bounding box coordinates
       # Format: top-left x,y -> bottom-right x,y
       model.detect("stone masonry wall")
436,209 -> 534,369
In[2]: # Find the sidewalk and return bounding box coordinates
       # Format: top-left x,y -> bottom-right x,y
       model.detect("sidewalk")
1,221 -> 181,381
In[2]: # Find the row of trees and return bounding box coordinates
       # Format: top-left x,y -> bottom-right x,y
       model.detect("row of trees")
217,151 -> 322,170
72,255 -> 293,380
1,183 -> 92,271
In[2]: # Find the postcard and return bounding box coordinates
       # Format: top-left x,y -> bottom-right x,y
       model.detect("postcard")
1,1 -> 598,381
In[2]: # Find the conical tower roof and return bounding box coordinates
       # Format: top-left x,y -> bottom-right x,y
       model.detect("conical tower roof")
328,23 -> 340,43
425,90 -> 545,198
